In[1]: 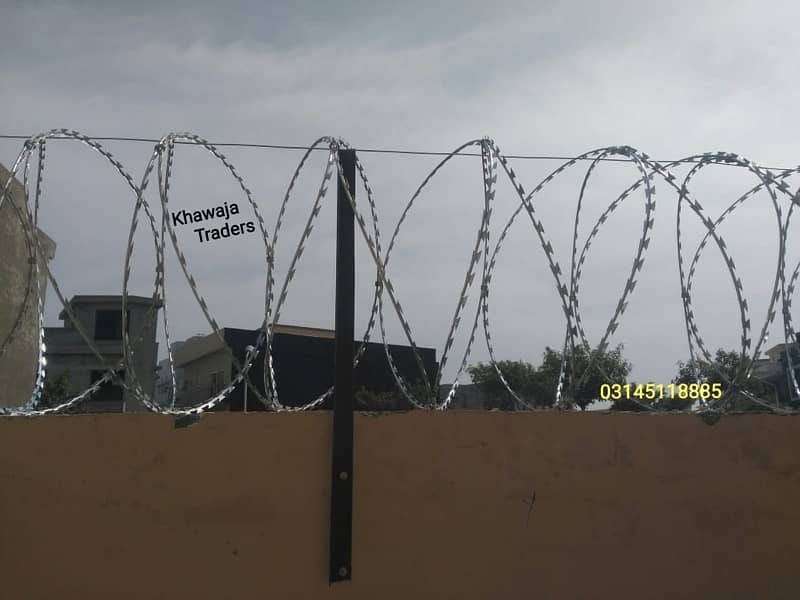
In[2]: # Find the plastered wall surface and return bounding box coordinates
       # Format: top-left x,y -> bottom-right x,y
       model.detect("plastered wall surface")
0,162 -> 55,409
0,412 -> 798,599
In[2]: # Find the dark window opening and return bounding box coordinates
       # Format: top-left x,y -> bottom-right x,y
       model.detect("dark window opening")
95,310 -> 130,340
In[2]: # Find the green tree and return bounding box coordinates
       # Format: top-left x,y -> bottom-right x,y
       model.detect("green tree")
469,344 -> 632,410
353,380 -> 429,411
467,360 -> 548,410
38,371 -> 74,409
609,380 -> 650,412
541,344 -> 632,410
671,348 -> 774,411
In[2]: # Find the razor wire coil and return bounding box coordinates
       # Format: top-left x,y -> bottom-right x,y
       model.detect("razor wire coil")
1,130 -> 799,416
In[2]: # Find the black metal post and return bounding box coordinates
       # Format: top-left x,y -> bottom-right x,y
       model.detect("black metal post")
330,148 -> 355,584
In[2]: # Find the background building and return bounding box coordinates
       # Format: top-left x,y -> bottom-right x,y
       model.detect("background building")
753,339 -> 800,407
154,340 -> 186,408
439,383 -> 487,409
172,324 -> 438,410
0,161 -> 57,409
43,295 -> 162,412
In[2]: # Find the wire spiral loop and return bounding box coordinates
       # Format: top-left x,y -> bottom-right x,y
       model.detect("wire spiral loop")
1,131 -> 798,415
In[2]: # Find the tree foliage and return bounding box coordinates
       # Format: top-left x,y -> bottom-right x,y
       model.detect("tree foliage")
671,348 -> 774,411
469,344 -> 632,410
38,370 -> 74,409
467,360 -> 547,410
353,380 -> 429,411
609,380 -> 650,412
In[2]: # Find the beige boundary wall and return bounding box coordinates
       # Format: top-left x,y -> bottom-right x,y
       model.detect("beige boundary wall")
0,412 -> 799,599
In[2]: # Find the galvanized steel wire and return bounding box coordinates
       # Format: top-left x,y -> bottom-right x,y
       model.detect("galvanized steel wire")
1,129 -> 798,416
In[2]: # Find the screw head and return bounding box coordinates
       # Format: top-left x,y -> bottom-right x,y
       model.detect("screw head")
339,471 -> 349,481
338,566 -> 348,577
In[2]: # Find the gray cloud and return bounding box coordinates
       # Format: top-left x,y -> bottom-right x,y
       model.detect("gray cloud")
2,0 -> 798,389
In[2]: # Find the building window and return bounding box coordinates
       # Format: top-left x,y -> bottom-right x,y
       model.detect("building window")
210,370 -> 225,394
94,310 -> 130,340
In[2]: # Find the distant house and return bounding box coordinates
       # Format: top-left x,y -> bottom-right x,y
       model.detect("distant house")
171,325 -> 438,410
43,295 -> 162,412
438,383 -> 487,410
154,341 -> 186,407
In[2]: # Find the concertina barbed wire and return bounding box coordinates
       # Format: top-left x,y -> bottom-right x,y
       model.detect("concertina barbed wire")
1,129 -> 799,417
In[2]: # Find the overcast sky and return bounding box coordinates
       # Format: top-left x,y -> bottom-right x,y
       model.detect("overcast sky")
2,0 -> 799,396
